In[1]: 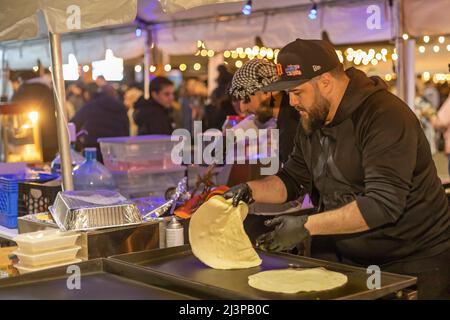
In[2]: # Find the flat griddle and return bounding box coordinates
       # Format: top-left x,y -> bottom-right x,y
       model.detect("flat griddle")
0,258 -> 205,300
110,245 -> 417,300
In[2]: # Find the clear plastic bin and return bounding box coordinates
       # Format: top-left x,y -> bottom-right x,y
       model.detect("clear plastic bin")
13,246 -> 81,267
98,135 -> 180,171
112,166 -> 186,198
14,259 -> 82,275
13,230 -> 81,254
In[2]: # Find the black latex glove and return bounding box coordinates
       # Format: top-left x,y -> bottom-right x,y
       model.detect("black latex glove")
256,215 -> 310,252
222,183 -> 254,207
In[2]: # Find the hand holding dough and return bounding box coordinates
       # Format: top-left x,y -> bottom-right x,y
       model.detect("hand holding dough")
189,195 -> 262,269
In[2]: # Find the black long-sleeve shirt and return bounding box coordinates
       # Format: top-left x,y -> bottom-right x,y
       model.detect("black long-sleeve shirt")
276,67 -> 450,265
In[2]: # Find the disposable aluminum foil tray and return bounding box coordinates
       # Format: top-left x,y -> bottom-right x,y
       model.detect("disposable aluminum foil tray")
49,190 -> 142,231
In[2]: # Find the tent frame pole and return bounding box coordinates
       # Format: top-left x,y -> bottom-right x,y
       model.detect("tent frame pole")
49,32 -> 74,191
143,28 -> 152,100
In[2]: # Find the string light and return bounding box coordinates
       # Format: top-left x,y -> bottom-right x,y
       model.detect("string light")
200,49 -> 208,57
438,36 -> 445,44
385,74 -> 392,81
235,60 -> 243,68
422,72 -> 431,82
82,65 -> 90,72
32,66 -> 39,72
135,27 -> 142,37
423,36 -> 430,43
375,53 -> 382,60
402,33 -> 409,40
164,64 -> 172,72
207,50 -> 215,58
149,65 -> 156,72
193,63 -> 201,71
242,0 -> 252,15
392,53 -> 398,61
447,44 -> 450,52
239,52 -> 247,59
252,46 -> 259,55
308,2 -> 318,20
433,45 -> 440,53
224,51 -> 231,58
245,48 -> 252,55
134,65 -> 142,73
266,48 -> 274,59
231,51 -> 239,59
179,64 -> 187,71
371,59 -> 378,66
418,46 -> 425,53
381,48 -> 388,55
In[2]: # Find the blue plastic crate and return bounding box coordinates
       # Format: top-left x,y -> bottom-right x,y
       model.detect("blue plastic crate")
0,173 -> 58,229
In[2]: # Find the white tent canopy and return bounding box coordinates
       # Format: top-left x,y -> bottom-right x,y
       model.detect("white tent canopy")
1,0 -> 450,69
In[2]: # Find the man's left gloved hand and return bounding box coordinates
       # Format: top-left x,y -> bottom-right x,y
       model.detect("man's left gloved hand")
256,215 -> 310,252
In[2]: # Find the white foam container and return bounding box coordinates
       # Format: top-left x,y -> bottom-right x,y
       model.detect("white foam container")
13,230 -> 81,254
13,246 -> 81,267
14,259 -> 82,275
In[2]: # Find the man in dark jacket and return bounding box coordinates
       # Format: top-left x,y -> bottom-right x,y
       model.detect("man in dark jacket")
224,39 -> 450,299
12,75 -> 58,162
71,85 -> 129,157
133,76 -> 175,135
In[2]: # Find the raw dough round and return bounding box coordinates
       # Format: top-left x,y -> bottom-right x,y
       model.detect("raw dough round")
248,268 -> 348,293
189,195 -> 262,269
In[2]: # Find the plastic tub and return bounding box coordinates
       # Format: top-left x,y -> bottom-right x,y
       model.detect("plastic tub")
14,259 -> 82,275
112,166 -> 186,198
13,246 -> 81,267
13,230 -> 81,254
98,135 -> 180,171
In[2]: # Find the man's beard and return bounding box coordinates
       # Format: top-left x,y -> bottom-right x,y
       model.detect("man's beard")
298,90 -> 330,136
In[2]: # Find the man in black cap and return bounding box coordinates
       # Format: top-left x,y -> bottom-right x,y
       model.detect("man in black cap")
223,39 -> 450,299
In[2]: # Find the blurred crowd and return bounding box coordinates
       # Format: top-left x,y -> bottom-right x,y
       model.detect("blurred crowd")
4,65 -> 450,169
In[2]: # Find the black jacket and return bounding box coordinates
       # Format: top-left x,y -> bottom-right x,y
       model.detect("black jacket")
277,92 -> 300,164
71,92 -> 129,149
133,97 -> 173,135
277,67 -> 450,265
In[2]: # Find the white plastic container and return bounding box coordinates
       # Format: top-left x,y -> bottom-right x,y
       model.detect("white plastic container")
111,166 -> 186,198
13,246 -> 81,267
98,135 -> 179,172
14,259 -> 82,275
13,230 -> 81,254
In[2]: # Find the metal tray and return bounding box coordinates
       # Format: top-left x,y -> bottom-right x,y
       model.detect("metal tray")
110,245 -> 417,300
0,258 -> 205,300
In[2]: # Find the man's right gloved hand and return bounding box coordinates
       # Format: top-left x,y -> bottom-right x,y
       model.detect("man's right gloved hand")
222,183 -> 254,207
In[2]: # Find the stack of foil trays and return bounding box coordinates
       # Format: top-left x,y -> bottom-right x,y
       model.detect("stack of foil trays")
49,190 -> 142,231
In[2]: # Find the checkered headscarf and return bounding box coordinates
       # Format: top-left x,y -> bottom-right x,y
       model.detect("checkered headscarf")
229,59 -> 278,102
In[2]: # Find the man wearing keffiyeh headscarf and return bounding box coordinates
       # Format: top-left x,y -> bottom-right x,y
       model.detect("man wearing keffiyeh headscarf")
230,58 -> 300,164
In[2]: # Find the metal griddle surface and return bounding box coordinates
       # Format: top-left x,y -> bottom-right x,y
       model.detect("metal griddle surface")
0,259 -> 196,300
110,245 -> 417,300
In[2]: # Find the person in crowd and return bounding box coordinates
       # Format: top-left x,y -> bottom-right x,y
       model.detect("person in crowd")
123,85 -> 143,136
425,95 -> 450,176
424,81 -> 441,110
203,65 -> 236,131
66,83 -> 85,113
415,85 -> 437,155
70,83 -> 129,160
180,77 -> 207,134
133,76 -> 175,135
11,72 -> 58,162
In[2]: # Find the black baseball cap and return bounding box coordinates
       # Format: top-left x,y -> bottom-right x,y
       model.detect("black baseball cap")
262,38 -> 340,92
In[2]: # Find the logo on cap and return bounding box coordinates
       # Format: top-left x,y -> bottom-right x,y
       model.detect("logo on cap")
285,65 -> 302,77
276,63 -> 283,76
313,65 -> 322,72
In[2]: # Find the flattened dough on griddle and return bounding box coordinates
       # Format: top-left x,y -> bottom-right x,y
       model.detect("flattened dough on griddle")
189,195 -> 262,269
248,268 -> 348,293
